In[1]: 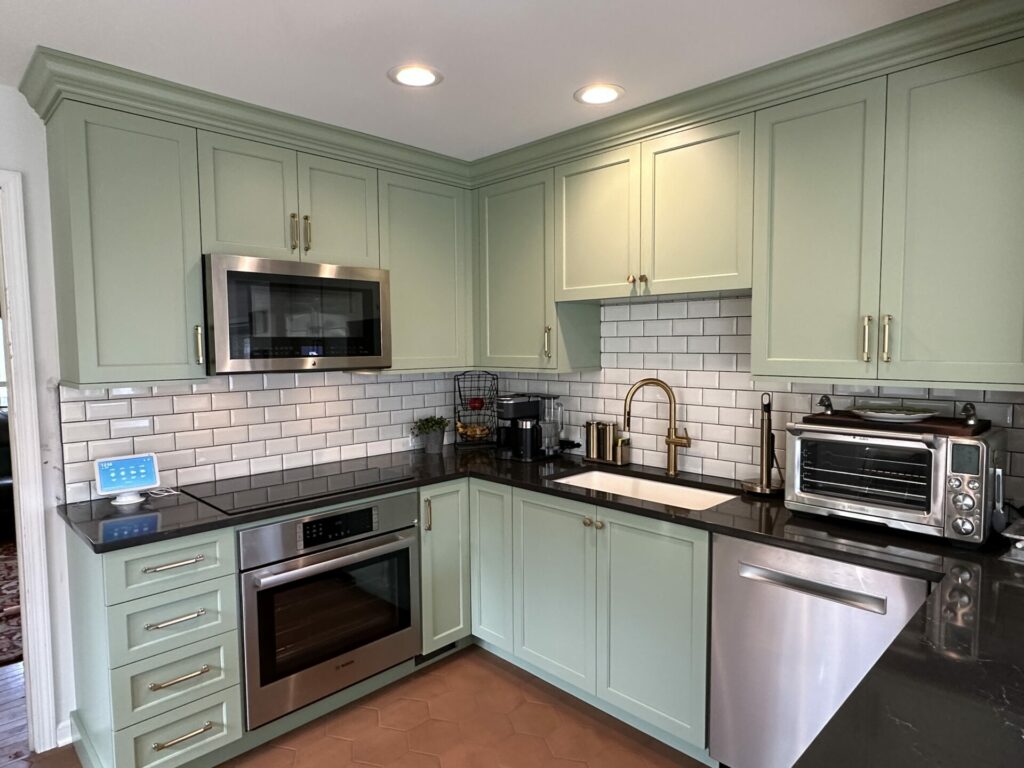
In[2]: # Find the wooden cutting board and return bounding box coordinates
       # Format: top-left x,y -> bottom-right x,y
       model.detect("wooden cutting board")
803,410 -> 990,436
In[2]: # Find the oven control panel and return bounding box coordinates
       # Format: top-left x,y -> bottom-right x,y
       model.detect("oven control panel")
298,507 -> 378,550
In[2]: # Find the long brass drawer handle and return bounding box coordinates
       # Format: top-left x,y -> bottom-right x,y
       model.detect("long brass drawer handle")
194,325 -> 205,366
148,664 -> 212,692
881,314 -> 893,363
152,721 -> 213,752
290,213 -> 299,251
861,315 -> 872,363
424,498 -> 433,532
142,554 -> 205,575
144,608 -> 207,632
303,215 -> 312,252
543,326 -> 552,359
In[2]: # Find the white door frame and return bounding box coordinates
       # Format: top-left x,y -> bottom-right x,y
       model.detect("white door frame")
0,170 -> 57,750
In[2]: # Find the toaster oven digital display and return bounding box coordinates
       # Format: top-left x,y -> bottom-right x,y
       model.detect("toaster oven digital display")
951,443 -> 981,476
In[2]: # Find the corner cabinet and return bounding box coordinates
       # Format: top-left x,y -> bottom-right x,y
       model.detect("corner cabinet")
751,79 -> 887,379
379,172 -> 472,369
420,480 -> 471,655
469,480 -> 514,652
46,102 -> 206,385
198,132 -> 379,266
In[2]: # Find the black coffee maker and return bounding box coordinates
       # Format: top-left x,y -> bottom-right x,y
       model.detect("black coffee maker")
495,395 -> 541,462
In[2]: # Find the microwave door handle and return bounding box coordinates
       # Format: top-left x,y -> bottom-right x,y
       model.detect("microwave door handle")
252,534 -> 412,591
786,423 -> 939,448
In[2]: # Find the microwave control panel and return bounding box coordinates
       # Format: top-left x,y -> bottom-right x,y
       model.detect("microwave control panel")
298,507 -> 378,550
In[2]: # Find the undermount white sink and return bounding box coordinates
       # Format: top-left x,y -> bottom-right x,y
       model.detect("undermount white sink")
554,471 -> 737,511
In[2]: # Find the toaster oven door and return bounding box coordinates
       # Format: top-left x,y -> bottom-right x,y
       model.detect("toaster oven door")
786,427 -> 946,535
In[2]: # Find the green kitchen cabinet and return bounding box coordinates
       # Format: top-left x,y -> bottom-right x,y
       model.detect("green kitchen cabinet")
469,480 -> 514,652
878,38 -> 1024,385
198,132 -> 301,260
476,170 -> 601,371
596,507 -> 708,746
297,153 -> 379,267
379,172 -> 472,369
420,480 -> 471,655
513,489 -> 597,694
640,114 -> 754,295
555,146 -> 642,301
46,102 -> 206,385
750,79 -> 887,379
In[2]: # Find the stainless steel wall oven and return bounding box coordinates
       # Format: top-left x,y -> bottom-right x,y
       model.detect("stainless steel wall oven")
239,492 -> 419,729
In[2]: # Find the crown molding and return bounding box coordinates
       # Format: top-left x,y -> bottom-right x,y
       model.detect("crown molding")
19,47 -> 474,187
469,0 -> 1024,186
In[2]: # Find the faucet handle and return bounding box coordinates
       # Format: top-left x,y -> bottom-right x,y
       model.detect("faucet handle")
817,395 -> 834,415
961,402 -> 977,426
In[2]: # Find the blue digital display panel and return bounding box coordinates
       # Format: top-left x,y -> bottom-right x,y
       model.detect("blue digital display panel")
95,454 -> 160,496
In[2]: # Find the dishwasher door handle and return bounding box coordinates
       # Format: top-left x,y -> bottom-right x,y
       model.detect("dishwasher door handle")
738,561 -> 888,615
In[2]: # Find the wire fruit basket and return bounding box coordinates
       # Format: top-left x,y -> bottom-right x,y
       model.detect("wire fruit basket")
454,371 -> 498,448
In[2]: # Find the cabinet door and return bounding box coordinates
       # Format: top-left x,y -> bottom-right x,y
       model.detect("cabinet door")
477,170 -> 556,368
751,79 -> 886,379
513,489 -> 596,694
641,115 -> 754,295
596,508 -> 709,747
297,154 -> 379,267
879,39 -> 1024,384
555,146 -> 641,301
420,481 -> 471,655
469,480 -> 514,651
379,173 -> 471,369
198,132 -> 300,260
49,103 -> 205,383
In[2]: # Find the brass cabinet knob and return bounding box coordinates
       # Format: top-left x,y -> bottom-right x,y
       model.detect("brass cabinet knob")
626,274 -> 636,284
594,520 -> 605,530
582,517 -> 593,527
638,274 -> 648,283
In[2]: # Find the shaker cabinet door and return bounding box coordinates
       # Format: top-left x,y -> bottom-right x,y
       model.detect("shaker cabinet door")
297,154 -> 379,267
750,79 -> 886,379
879,38 -> 1024,384
198,132 -> 300,260
469,480 -> 514,652
420,481 -> 471,655
48,102 -> 206,383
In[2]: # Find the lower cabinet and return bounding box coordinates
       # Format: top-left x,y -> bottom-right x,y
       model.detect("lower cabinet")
420,480 -> 472,654
469,480 -> 514,652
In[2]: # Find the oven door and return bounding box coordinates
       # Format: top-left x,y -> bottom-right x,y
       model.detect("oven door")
785,425 -> 946,536
205,253 -> 391,373
240,528 -> 420,729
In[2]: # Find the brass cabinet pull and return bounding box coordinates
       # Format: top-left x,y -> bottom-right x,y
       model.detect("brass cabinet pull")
881,314 -> 893,363
289,213 -> 299,251
144,608 -> 207,632
142,554 -> 205,574
303,215 -> 312,252
594,520 -> 605,530
148,664 -> 211,692
638,274 -> 648,284
193,326 -> 204,366
626,275 -> 636,285
861,315 -> 872,363
582,517 -> 593,527
424,498 -> 432,531
543,326 -> 552,359
152,721 -> 213,752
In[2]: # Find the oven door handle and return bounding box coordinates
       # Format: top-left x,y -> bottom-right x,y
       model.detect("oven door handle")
251,532 -> 414,591
786,423 -> 938,448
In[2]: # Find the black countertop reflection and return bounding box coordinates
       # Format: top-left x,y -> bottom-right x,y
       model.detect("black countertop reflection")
57,447 -> 1024,766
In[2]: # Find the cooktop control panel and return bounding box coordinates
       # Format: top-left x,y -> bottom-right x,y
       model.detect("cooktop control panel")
297,506 -> 378,551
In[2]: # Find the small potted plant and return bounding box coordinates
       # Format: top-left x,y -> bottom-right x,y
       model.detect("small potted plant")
413,416 -> 449,454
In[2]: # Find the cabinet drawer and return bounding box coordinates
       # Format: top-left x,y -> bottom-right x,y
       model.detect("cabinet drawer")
113,687 -> 242,768
103,529 -> 237,606
108,576 -> 238,667
111,632 -> 241,729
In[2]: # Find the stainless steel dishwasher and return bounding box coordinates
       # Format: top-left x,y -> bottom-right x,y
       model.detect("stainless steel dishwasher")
709,534 -> 928,768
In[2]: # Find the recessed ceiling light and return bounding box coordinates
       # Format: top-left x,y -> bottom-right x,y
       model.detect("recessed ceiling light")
388,64 -> 443,88
573,83 -> 625,105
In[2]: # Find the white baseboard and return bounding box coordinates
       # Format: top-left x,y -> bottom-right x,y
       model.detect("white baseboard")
56,718 -> 72,748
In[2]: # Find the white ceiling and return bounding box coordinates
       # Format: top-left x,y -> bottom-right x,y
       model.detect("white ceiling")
0,0 -> 954,161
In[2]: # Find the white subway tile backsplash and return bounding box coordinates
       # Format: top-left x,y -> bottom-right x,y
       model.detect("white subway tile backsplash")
173,394 -> 212,413
109,417 -> 153,439
85,400 -> 130,420
132,397 -> 173,417
175,430 -> 213,450
211,392 -> 247,411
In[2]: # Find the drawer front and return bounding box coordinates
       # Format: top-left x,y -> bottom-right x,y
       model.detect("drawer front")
108,576 -> 239,667
113,687 -> 242,768
104,529 -> 237,606
111,632 -> 241,729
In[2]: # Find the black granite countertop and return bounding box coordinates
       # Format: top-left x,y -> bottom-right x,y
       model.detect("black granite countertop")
57,447 -> 1024,766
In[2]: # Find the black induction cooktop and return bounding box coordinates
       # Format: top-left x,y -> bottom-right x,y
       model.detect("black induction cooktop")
179,459 -> 416,516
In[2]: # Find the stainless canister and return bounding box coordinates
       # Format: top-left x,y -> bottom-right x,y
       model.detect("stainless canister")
586,421 -> 600,459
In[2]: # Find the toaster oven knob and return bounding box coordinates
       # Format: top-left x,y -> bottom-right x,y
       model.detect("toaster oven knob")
947,477 -> 962,490
952,493 -> 976,512
952,517 -> 976,536
967,479 -> 981,491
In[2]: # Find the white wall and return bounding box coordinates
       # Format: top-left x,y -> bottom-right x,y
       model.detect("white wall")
0,84 -> 74,746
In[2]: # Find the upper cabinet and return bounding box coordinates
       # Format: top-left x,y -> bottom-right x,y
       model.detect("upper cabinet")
379,172 -> 471,369
751,79 -> 886,380
640,115 -> 754,295
555,146 -> 641,301
198,132 -> 379,267
47,102 -> 206,384
878,38 -> 1024,385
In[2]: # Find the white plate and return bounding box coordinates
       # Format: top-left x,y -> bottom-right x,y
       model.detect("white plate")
851,408 -> 938,423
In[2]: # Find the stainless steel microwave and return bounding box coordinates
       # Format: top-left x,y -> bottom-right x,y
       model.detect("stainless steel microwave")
203,254 -> 391,374
785,422 -> 1007,544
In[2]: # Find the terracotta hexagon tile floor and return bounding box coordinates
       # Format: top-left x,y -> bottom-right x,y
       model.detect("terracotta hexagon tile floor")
227,646 -> 703,768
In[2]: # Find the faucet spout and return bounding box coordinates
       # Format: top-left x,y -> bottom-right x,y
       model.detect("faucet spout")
622,377 -> 691,475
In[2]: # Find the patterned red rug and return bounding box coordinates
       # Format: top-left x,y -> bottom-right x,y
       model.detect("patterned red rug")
0,542 -> 21,666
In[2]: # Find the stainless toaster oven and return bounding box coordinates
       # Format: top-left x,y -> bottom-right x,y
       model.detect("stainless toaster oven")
785,423 -> 1007,544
